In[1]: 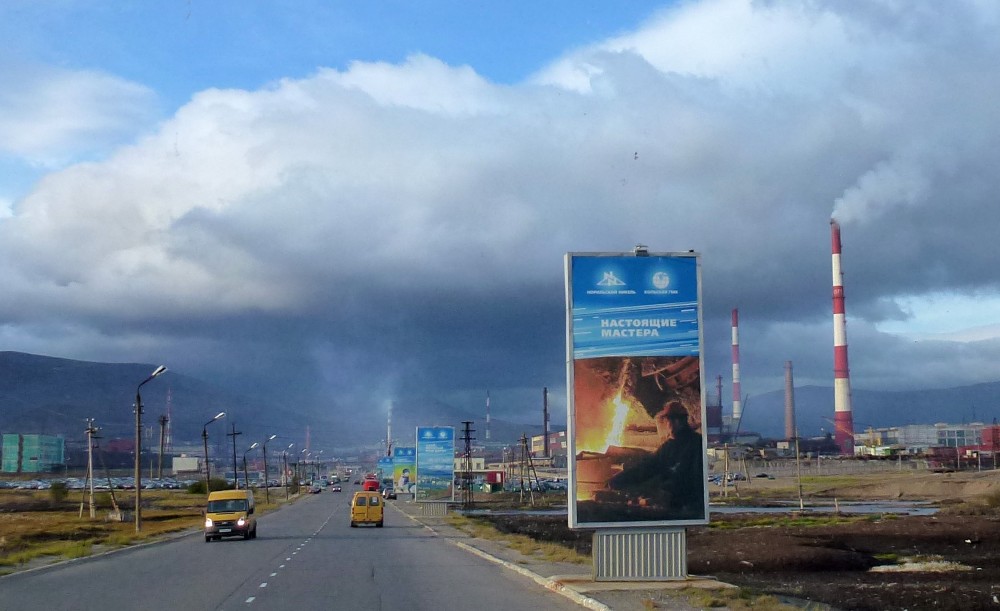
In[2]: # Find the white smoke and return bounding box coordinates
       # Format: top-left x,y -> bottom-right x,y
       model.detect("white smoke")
832,158 -> 931,224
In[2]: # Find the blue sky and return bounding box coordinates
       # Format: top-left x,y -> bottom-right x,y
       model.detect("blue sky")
3,0 -> 1000,445
1,1 -> 667,198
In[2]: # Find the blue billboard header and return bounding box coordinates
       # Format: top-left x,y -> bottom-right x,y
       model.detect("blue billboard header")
568,254 -> 700,359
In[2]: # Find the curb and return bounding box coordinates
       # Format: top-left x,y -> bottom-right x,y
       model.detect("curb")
393,504 -> 610,611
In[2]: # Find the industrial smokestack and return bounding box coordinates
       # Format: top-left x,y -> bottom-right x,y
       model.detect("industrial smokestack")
731,308 -> 742,425
784,361 -> 796,440
831,220 -> 855,455
485,391 -> 491,441
542,387 -> 550,459
386,402 -> 392,456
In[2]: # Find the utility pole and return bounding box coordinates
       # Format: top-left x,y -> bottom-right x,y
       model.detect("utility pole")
518,433 -> 539,506
80,419 -> 98,519
460,421 -> 476,508
227,424 -> 242,489
157,415 -> 168,480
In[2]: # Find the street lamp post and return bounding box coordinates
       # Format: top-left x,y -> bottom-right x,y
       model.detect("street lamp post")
134,365 -> 167,533
243,442 -> 259,490
262,434 -> 277,504
202,412 -> 226,496
283,443 -> 294,500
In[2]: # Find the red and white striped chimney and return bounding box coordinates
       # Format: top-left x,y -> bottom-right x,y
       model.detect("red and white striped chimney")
784,361 -> 796,441
831,220 -> 855,455
731,308 -> 742,426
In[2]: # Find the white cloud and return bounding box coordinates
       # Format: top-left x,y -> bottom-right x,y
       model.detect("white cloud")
3,0 -> 1000,403
0,64 -> 158,167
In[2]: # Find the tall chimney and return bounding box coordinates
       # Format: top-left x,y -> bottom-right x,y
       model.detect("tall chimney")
485,391 -> 491,441
784,361 -> 796,440
542,387 -> 550,458
831,220 -> 855,455
386,401 -> 393,456
731,308 -> 742,426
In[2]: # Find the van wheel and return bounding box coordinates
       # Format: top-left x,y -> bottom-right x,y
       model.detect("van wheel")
376,520 -> 383,528
252,528 -> 257,539
205,536 -> 211,543
350,521 -> 356,527
244,530 -> 251,540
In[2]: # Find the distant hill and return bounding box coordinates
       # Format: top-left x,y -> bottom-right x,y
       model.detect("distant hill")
9,351 -> 991,451
737,382 -> 1000,439
0,352 -> 552,451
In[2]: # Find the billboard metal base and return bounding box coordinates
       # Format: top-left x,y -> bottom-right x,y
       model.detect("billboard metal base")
592,528 -> 687,581
418,502 -> 448,517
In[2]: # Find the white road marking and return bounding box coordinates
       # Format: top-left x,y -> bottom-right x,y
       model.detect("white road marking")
245,597 -> 255,604
259,583 -> 267,588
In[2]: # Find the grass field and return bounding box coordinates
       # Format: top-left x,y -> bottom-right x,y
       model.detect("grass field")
0,487 -> 290,573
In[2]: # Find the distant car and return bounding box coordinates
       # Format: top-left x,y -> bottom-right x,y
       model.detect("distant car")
381,486 -> 396,500
309,485 -> 322,494
354,480 -> 361,485
331,484 -> 342,492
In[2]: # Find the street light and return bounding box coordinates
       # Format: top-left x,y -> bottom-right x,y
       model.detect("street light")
135,365 -> 167,533
283,443 -> 294,500
202,412 -> 226,496
243,442 -> 259,490
262,434 -> 277,504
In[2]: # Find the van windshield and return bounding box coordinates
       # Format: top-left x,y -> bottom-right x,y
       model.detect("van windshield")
208,499 -> 247,513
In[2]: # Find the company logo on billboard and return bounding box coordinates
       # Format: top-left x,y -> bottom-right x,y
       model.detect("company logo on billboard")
646,271 -> 678,295
597,271 -> 625,287
588,271 -> 635,295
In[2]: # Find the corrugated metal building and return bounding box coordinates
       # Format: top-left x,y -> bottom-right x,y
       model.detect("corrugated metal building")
1,434 -> 66,473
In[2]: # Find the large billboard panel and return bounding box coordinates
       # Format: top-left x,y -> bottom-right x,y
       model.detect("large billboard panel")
415,427 -> 455,502
566,252 -> 707,528
377,456 -> 394,483
392,446 -> 416,495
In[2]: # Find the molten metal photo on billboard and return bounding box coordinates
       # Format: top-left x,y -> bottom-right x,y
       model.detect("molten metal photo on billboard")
566,253 -> 707,528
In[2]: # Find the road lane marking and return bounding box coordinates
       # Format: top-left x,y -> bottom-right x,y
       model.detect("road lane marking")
245,597 -> 255,604
270,572 -> 277,577
279,564 -> 285,569
259,583 -> 267,588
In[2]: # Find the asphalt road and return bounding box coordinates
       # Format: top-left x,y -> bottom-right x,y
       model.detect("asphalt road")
0,491 -> 585,611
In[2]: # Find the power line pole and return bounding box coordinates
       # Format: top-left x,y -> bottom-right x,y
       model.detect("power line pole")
227,424 -> 242,489
80,419 -> 98,519
460,421 -> 476,508
157,415 -> 168,480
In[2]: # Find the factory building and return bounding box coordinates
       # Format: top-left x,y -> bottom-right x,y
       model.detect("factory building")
1,433 -> 66,473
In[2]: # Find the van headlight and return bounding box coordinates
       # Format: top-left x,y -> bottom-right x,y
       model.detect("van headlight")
205,518 -> 213,528
237,517 -> 246,527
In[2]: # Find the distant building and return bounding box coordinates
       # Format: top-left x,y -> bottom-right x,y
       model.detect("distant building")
877,423 -> 987,454
1,434 -> 65,473
172,455 -> 200,475
530,430 -> 567,457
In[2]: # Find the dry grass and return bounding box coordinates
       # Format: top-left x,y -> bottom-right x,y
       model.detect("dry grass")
0,488 -> 292,570
446,514 -> 588,564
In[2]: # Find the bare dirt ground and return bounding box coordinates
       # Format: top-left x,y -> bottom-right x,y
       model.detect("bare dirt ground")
476,470 -> 1000,610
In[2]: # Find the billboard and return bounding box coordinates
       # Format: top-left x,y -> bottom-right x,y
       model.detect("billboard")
377,456 -> 394,483
392,446 -> 416,495
415,426 -> 455,502
566,252 -> 707,528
